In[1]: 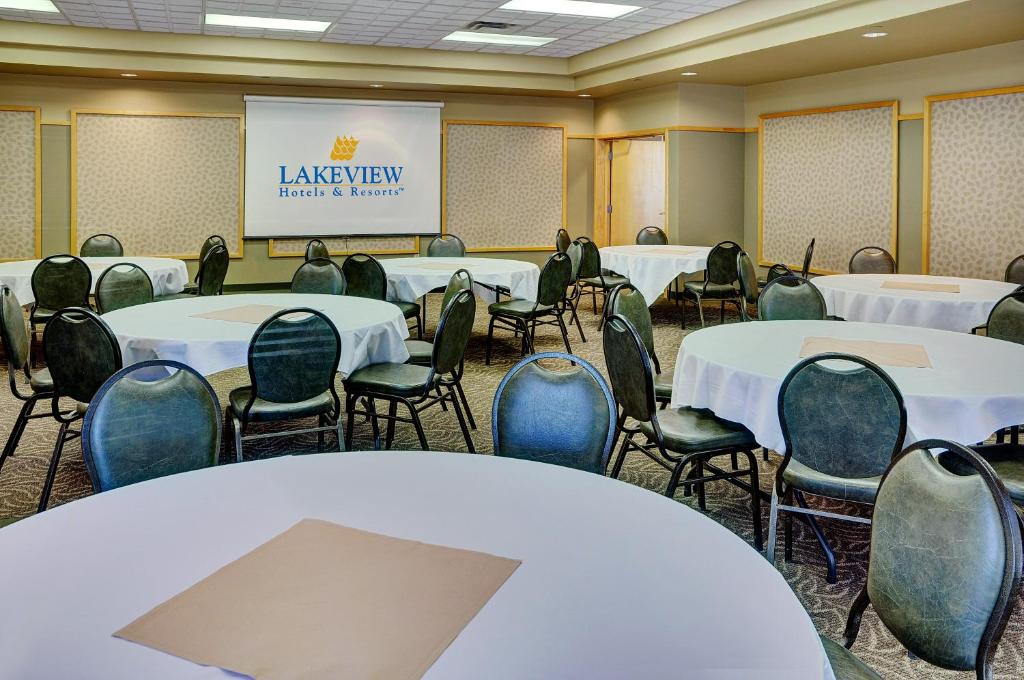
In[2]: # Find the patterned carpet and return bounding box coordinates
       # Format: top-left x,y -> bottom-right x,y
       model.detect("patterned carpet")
0,293 -> 1021,678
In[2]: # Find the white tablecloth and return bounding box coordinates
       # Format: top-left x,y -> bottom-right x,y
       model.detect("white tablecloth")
0,256 -> 189,306
671,320 -> 1024,453
101,293 -> 409,376
382,257 -> 539,302
814,274 -> 1018,332
0,452 -> 833,680
598,245 -> 710,306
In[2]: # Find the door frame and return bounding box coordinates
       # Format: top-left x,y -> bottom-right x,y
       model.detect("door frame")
593,129 -> 670,248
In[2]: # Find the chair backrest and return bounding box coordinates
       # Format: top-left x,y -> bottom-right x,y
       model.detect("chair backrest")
0,286 -> 30,373
305,239 -> 329,261
757,276 -> 827,321
766,263 -> 795,284
196,244 -> 229,296
43,307 -> 123,404
601,314 -> 657,424
291,258 -> 347,295
1005,254 -> 1024,286
440,268 -> 474,311
705,241 -> 742,285
492,352 -> 617,475
80,233 -> 124,257
555,228 -> 571,253
984,290 -> 1024,345
341,253 -> 386,300
800,238 -> 815,278
778,353 -> 905,483
566,240 -> 583,283
537,252 -> 573,307
82,360 -> 221,492
31,255 -> 92,312
736,251 -> 760,310
95,263 -> 154,314
431,289 -> 476,375
246,308 -> 341,410
636,226 -> 668,245
577,239 -> 602,279
849,246 -> 896,274
607,283 -> 658,370
427,234 -> 466,257
199,235 -> 226,264
866,439 -> 1022,673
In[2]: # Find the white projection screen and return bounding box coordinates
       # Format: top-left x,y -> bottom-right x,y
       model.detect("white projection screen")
244,95 -> 442,238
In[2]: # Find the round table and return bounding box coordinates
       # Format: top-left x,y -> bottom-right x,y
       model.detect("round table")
813,273 -> 1018,332
0,452 -> 833,679
670,320 -> 1024,453
0,256 -> 189,305
598,245 -> 710,306
102,293 -> 410,377
381,257 -> 539,303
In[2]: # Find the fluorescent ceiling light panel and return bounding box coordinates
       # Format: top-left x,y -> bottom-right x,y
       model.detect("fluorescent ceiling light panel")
442,31 -> 554,46
0,0 -> 60,11
204,14 -> 330,32
500,0 -> 640,18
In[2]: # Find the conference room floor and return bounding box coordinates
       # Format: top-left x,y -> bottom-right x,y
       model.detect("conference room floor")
0,293 -> 1021,679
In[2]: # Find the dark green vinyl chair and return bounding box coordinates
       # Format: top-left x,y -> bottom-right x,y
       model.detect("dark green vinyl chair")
343,253 -> 422,339
82,360 -> 220,492
555,228 -> 571,253
972,290 -> 1024,345
603,314 -> 763,550
291,257 -> 346,295
849,246 -> 896,274
29,254 -> 92,341
757,262 -> 796,290
1006,254 -> 1024,286
492,352 -> 616,475
40,307 -> 123,511
564,239 -> 586,342
168,244 -> 229,299
577,239 -> 628,327
824,440 -> 1021,680
635,226 -> 668,245
227,308 -> 344,462
0,286 -> 53,471
767,353 -> 906,583
606,283 -> 672,404
757,275 -> 827,321
305,238 -> 329,261
682,240 -> 742,328
344,290 -> 476,452
426,234 -> 466,257
736,251 -> 760,321
485,252 -> 573,365
80,233 -> 124,257
95,263 -> 153,314
182,235 -> 226,294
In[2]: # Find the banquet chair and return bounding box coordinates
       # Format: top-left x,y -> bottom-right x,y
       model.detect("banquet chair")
305,238 -> 329,261
427,234 -> 466,257
635,226 -> 668,245
757,276 -> 827,321
800,238 -> 815,278
577,239 -> 628,329
80,233 -> 124,257
164,243 -> 229,299
736,251 -> 760,321
0,287 -> 53,472
757,263 -> 796,290
849,246 -> 896,274
972,289 -> 1024,345
606,283 -> 671,404
344,290 -> 476,452
343,252 -> 422,339
1006,254 -> 1024,286
492,352 -> 616,475
290,257 -> 346,295
564,239 -> 586,342
822,440 -> 1021,680
681,240 -> 742,328
40,307 -> 123,511
182,234 -> 226,294
82,360 -> 220,492
485,252 -> 573,365
555,228 -> 571,253
767,353 -> 906,583
227,308 -> 344,462
94,263 -> 154,314
603,315 -> 763,549
29,254 -> 92,342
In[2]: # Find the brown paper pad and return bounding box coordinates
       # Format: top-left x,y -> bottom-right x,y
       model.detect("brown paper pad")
189,304 -> 287,324
799,336 -> 932,368
115,519 -> 521,680
881,280 -> 960,293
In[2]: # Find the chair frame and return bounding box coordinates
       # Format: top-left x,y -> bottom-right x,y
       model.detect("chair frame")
736,251 -> 760,322
681,240 -> 743,328
193,243 -> 228,296
848,246 -> 896,275
563,239 -> 586,342
800,238 -> 815,278
94,262 -> 154,314
290,257 -> 346,295
80,233 -> 124,257
29,254 -> 92,340
606,283 -> 669,404
191,235 -> 226,287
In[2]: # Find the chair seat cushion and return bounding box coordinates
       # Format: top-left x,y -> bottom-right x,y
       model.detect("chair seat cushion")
404,339 -> 433,366
654,372 -> 673,401
30,307 -> 57,324
683,281 -> 738,299
344,362 -> 435,398
782,459 -> 881,504
948,443 -> 1024,504
181,282 -> 199,294
488,299 -> 553,318
229,386 -> 335,422
29,367 -> 52,393
820,636 -> 882,680
639,407 -> 755,454
580,275 -> 629,289
394,300 -> 420,320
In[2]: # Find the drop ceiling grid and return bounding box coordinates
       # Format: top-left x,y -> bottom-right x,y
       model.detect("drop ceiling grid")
0,0 -> 746,56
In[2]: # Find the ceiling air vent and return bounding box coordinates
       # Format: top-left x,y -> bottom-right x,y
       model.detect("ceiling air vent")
464,21 -> 519,32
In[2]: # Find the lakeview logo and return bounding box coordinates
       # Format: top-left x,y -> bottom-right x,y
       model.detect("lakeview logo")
278,135 -> 405,200
330,136 -> 359,161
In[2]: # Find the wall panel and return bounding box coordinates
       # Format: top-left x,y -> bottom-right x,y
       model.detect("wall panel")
0,106 -> 40,261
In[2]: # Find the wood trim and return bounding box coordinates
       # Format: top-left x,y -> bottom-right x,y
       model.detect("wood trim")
267,237 -> 421,258
567,133 -> 597,139
595,127 -> 666,140
925,84 -> 1024,103
41,120 -> 71,126
759,100 -> 898,120
666,125 -> 757,133
466,246 -> 556,253
897,113 -> 924,121
0,105 -> 42,261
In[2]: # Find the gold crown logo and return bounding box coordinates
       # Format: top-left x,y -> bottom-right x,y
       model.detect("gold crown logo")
330,135 -> 359,161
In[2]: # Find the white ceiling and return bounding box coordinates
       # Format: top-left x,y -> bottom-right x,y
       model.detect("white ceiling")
0,0 -> 745,56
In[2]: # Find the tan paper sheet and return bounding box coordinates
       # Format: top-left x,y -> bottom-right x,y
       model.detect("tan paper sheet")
115,519 -> 521,680
189,304 -> 287,324
799,336 -> 932,368
880,280 -> 960,293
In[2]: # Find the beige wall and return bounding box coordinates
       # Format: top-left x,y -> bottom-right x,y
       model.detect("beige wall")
594,82 -> 746,134
668,130 -> 745,248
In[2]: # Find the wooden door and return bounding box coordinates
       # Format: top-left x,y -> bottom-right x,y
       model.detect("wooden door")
609,137 -> 665,246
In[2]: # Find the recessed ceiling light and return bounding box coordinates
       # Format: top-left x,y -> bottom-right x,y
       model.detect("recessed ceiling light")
204,13 -> 330,32
442,31 -> 554,46
369,84 -> 384,88
578,93 -> 592,97
862,28 -> 888,38
499,0 -> 640,19
120,73 -> 139,78
0,0 -> 59,11
680,71 -> 698,76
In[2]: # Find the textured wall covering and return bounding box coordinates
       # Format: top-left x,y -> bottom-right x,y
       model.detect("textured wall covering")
926,89 -> 1024,279
268,236 -> 418,257
74,113 -> 242,257
760,103 -> 896,273
445,123 -> 564,251
0,108 -> 39,261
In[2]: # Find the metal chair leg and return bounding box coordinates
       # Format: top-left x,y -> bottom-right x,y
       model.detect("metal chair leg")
405,399 -> 429,450
232,413 -> 244,463
0,396 -> 36,469
447,385 -> 475,453
344,394 -> 356,450
317,414 -> 325,453
454,381 -> 476,430
384,400 -> 398,449
795,490 -> 838,584
38,421 -> 69,512
610,428 -> 631,479
742,449 -> 763,552
766,486 -> 780,563
484,315 -> 497,365
555,312 -> 573,355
